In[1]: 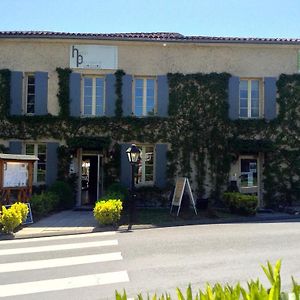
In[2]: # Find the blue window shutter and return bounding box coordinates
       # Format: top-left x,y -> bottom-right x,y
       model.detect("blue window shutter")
35,72 -> 48,115
228,76 -> 239,120
105,74 -> 116,117
157,75 -> 169,117
120,143 -> 131,188
10,71 -> 23,115
122,75 -> 133,116
69,72 -> 81,117
46,142 -> 59,186
9,141 -> 22,154
155,144 -> 168,188
264,77 -> 277,120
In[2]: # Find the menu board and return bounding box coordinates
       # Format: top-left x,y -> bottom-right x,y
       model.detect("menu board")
3,162 -> 29,187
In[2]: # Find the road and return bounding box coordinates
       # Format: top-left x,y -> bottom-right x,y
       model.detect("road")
0,220 -> 299,299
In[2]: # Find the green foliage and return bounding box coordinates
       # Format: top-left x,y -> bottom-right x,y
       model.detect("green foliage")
1,68 -> 300,209
93,199 -> 123,225
105,182 -> 128,201
30,191 -> 59,218
0,69 -> 11,118
115,69 -> 125,117
116,260 -> 298,300
223,192 -> 258,216
49,181 -> 74,209
56,67 -> 72,118
167,72 -> 231,200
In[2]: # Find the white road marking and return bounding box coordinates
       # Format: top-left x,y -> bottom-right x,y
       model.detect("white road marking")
0,271 -> 130,297
0,252 -> 122,273
0,231 -> 116,245
0,240 -> 118,256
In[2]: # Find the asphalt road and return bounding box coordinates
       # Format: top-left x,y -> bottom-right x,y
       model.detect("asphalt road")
0,220 -> 299,299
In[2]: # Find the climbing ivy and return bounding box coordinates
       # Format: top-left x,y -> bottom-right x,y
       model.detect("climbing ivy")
114,69 -> 125,118
56,68 -> 72,118
0,69 -> 11,118
167,72 -> 232,200
1,68 -> 300,207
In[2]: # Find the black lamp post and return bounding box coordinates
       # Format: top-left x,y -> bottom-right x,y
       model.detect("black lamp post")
126,144 -> 141,230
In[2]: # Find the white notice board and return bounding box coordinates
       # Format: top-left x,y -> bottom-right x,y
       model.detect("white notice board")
170,177 -> 197,216
3,162 -> 29,187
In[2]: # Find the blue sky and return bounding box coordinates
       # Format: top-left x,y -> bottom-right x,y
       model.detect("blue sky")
1,0 -> 300,38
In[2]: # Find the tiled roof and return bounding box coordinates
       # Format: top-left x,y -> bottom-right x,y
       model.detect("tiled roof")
0,31 -> 300,45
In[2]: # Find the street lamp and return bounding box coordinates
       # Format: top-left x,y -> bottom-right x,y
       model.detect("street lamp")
126,144 -> 141,230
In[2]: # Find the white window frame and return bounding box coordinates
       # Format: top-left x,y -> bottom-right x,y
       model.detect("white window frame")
239,78 -> 263,119
81,76 -> 105,116
133,77 -> 157,117
136,144 -> 155,186
25,73 -> 35,115
25,143 -> 47,184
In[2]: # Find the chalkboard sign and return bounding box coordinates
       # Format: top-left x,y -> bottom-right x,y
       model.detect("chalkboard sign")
170,177 -> 197,216
5,203 -> 33,225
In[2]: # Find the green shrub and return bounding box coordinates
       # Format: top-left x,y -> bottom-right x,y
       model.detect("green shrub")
223,192 -> 258,216
0,206 -> 22,234
30,191 -> 59,218
94,199 -> 123,225
11,202 -> 29,222
49,180 -> 74,209
116,260 -> 299,300
106,183 -> 128,201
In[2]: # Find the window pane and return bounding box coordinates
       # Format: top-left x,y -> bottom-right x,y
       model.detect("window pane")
84,96 -> 92,106
135,106 -> 143,116
84,106 -> 92,115
28,76 -> 35,85
26,144 -> 34,155
95,105 -> 104,116
28,85 -> 35,94
84,77 -> 92,86
240,108 -> 248,118
135,79 -> 143,88
147,79 -> 154,89
27,104 -> 35,114
240,90 -> 248,98
240,98 -> 247,108
96,78 -> 104,86
38,144 -> 46,153
135,87 -> 143,97
84,86 -> 92,97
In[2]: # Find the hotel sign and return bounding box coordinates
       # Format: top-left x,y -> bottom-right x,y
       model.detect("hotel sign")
70,45 -> 118,70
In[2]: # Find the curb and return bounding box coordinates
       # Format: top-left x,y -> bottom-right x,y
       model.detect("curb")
1,213 -> 299,240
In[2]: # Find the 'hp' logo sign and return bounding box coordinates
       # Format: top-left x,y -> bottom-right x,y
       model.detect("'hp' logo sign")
72,46 -> 83,67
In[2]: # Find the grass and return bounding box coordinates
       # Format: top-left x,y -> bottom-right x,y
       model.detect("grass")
119,207 -> 233,226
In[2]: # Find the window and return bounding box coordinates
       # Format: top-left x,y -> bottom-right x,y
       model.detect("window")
82,76 -> 105,116
26,74 -> 35,114
134,78 -> 156,116
135,145 -> 154,185
25,144 -> 47,183
239,79 -> 261,118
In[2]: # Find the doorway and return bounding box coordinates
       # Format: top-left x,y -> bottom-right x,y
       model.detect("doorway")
239,155 -> 259,195
81,154 -> 103,205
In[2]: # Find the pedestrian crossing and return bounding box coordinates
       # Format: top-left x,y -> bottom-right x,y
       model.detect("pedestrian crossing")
0,231 -> 129,299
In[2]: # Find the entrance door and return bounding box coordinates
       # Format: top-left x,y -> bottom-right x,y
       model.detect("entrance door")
81,154 -> 103,205
239,156 -> 258,195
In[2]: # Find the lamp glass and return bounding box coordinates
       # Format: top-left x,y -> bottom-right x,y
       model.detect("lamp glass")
126,144 -> 141,164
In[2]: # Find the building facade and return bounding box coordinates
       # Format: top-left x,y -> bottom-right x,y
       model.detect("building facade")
1,31 -> 300,207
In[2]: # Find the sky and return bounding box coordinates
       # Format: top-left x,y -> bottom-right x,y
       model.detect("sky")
1,0 -> 300,38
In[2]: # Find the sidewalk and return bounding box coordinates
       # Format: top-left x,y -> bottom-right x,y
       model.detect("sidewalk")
0,209 -> 300,240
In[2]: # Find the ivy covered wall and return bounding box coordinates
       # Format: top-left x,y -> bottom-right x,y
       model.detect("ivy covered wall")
0,69 -> 300,207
